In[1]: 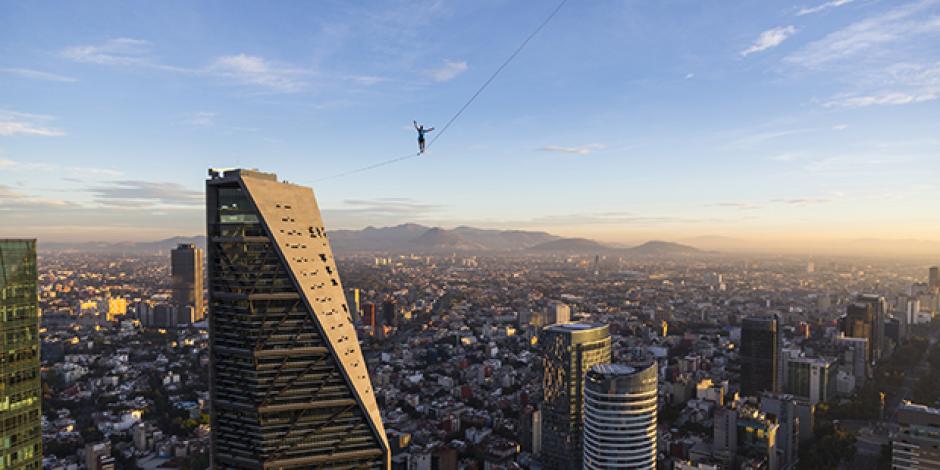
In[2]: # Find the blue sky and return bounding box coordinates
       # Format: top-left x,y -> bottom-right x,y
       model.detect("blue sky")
1,0 -> 939,247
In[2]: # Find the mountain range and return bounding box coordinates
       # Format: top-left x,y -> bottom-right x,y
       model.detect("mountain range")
39,224 -> 704,256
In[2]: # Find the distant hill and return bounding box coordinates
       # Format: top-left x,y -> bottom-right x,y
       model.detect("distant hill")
329,223 -> 431,252
409,227 -> 485,251
528,238 -> 611,253
328,223 -> 559,252
627,240 -> 700,256
40,236 -> 206,253
38,223 -> 708,257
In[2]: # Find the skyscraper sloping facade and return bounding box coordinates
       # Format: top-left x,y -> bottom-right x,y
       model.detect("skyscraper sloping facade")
541,323 -> 611,470
206,169 -> 389,469
0,239 -> 42,469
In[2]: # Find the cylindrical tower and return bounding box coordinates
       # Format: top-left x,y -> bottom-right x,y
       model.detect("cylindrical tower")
583,363 -> 658,470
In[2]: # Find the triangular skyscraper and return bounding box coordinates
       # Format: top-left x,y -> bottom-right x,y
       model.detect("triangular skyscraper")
206,169 -> 389,469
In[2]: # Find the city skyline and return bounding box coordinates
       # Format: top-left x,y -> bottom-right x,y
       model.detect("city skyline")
2,0 -> 940,248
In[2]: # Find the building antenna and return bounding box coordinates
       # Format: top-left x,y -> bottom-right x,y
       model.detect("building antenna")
314,0 -> 570,182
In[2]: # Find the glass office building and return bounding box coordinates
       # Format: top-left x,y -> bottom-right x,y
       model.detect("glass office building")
0,239 -> 41,469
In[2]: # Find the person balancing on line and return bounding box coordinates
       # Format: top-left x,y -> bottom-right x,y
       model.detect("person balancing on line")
414,120 -> 434,154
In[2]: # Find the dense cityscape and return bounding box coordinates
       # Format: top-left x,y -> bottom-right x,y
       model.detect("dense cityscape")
2,169 -> 938,470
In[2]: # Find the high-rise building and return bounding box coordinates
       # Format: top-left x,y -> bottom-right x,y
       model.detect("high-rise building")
347,288 -> 361,322
740,315 -> 779,396
834,334 -> 870,383
0,239 -> 42,470
857,294 -> 887,361
844,302 -> 876,363
761,393 -> 807,470
206,169 -> 389,469
541,323 -> 611,470
583,363 -> 658,470
382,298 -> 397,328
713,406 -> 779,470
546,301 -> 571,325
893,401 -> 940,470
930,266 -> 940,290
361,302 -> 377,333
84,442 -> 115,470
171,243 -> 204,322
783,355 -> 834,406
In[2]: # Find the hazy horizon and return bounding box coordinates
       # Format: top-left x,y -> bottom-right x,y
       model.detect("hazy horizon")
3,1 -> 940,256
17,217 -> 940,259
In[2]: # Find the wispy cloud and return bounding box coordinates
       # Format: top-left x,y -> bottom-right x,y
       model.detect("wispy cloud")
823,61 -> 940,107
182,111 -> 217,127
707,196 -> 834,211
508,211 -> 724,227
323,197 -> 443,227
797,0 -> 854,16
347,75 -> 389,86
61,38 -> 185,73
334,198 -> 442,215
89,181 -> 202,207
426,60 -> 468,82
785,0 -> 940,108
741,26 -> 797,57
786,1 -> 940,68
707,202 -> 764,210
0,158 -> 121,177
206,54 -> 310,93
539,144 -> 606,156
0,185 -> 77,211
0,68 -> 77,82
771,197 -> 832,205
61,39 -> 313,93
0,110 -> 64,137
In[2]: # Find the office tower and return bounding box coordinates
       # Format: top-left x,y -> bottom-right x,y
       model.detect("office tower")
541,323 -> 611,470
893,401 -> 940,470
84,442 -> 115,470
171,243 -> 204,321
930,267 -> 940,290
521,406 -> 543,456
361,302 -> 377,333
761,394 -> 803,470
0,240 -> 42,470
382,298 -> 397,328
347,288 -> 361,322
740,315 -> 779,396
834,334 -> 870,383
583,363 -> 657,470
713,406 -> 779,470
784,355 -> 834,406
546,301 -> 571,325
713,407 -> 738,463
857,294 -> 887,361
844,302 -> 876,363
206,169 -> 389,469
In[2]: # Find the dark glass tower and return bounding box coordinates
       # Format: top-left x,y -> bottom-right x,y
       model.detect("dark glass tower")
844,302 -> 874,363
0,239 -> 42,469
740,315 -> 779,396
857,294 -> 887,361
541,323 -> 611,470
206,169 -> 389,469
171,243 -> 204,321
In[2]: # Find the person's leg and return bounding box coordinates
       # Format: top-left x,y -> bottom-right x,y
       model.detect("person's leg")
419,138 -> 426,153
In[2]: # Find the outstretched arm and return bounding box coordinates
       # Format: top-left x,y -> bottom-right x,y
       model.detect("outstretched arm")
413,120 -> 419,130
427,127 -> 435,132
